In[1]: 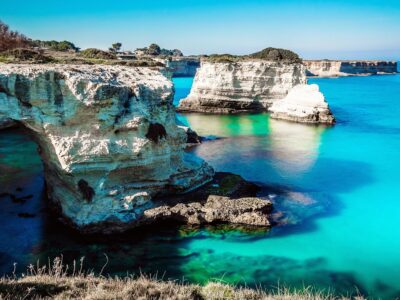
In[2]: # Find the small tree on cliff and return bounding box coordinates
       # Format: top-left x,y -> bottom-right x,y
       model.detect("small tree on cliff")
147,43 -> 161,56
109,42 -> 122,53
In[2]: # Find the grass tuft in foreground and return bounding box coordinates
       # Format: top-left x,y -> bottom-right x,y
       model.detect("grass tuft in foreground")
0,257 -> 365,300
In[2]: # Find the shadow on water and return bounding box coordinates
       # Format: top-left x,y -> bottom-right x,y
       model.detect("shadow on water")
179,250 -> 369,297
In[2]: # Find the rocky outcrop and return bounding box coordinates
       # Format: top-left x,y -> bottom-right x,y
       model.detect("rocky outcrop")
144,195 -> 272,226
74,172 -> 272,234
165,57 -> 200,77
177,61 -> 306,114
304,60 -> 398,77
269,84 -> 335,124
0,64 -> 214,232
178,125 -> 202,145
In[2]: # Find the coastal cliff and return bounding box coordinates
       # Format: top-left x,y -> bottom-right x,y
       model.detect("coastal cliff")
177,60 -> 306,114
176,47 -> 335,124
165,57 -> 200,77
304,60 -> 398,77
0,64 -> 215,231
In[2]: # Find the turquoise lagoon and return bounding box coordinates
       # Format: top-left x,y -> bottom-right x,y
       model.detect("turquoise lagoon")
1,74 -> 400,298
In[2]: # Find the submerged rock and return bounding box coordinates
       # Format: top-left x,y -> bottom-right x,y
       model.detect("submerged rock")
269,84 -> 335,124
0,64 -> 214,232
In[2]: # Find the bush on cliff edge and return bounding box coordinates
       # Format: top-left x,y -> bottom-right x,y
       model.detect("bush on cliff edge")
79,48 -> 117,60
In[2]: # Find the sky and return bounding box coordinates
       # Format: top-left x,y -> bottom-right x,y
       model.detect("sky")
1,0 -> 400,60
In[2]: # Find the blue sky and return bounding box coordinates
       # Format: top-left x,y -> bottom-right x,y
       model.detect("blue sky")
2,0 -> 400,59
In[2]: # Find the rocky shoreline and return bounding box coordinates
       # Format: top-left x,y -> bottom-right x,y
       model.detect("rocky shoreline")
74,172 -> 272,234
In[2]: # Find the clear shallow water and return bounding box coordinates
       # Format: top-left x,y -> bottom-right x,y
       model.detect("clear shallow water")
1,75 -> 400,298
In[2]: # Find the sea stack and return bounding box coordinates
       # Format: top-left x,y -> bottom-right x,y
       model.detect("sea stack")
269,84 -> 335,124
177,48 -> 335,124
0,64 -> 214,231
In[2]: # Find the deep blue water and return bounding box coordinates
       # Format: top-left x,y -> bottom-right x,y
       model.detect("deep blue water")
0,74 -> 400,299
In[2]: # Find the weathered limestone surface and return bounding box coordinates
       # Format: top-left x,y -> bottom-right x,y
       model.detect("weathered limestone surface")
144,195 -> 272,226
0,64 -> 214,231
304,60 -> 398,77
177,61 -> 306,114
269,84 -> 335,124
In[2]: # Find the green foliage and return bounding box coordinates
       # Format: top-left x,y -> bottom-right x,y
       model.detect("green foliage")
249,47 -> 302,63
0,48 -> 54,63
204,48 -> 302,64
32,40 -> 79,52
204,54 -> 241,63
112,42 -> 122,51
147,43 -> 161,55
79,48 -> 117,60
136,44 -> 183,57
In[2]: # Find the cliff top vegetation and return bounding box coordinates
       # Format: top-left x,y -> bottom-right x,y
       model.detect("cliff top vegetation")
204,47 -> 302,64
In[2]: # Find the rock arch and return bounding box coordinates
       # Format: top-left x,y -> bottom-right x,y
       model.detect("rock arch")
0,65 -> 213,232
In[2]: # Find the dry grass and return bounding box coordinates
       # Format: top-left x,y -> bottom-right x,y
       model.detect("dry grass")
0,257 -> 365,300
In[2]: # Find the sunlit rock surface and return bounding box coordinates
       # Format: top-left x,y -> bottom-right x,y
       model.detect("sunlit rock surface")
269,84 -> 335,124
304,60 -> 398,77
177,61 -> 306,114
0,64 -> 214,231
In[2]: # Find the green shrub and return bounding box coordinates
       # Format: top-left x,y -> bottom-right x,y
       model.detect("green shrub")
32,40 -> 79,52
204,48 -> 302,64
0,48 -> 54,63
204,54 -> 241,63
79,48 -> 117,60
249,47 -> 302,63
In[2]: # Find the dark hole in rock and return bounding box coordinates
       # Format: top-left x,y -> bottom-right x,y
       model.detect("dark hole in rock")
146,123 -> 167,143
18,212 -> 36,218
78,179 -> 95,202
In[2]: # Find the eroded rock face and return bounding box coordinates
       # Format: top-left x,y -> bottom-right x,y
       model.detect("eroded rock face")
304,60 -> 398,77
165,57 -> 200,77
269,84 -> 335,124
177,61 -> 306,114
0,64 -> 214,230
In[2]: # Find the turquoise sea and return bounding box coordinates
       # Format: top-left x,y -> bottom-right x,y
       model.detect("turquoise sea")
1,74 -> 400,299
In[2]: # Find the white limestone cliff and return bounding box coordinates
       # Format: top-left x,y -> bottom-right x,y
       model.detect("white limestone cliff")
177,61 -> 306,114
177,59 -> 335,124
269,84 -> 335,124
165,57 -> 200,77
304,60 -> 398,77
0,64 -> 214,231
